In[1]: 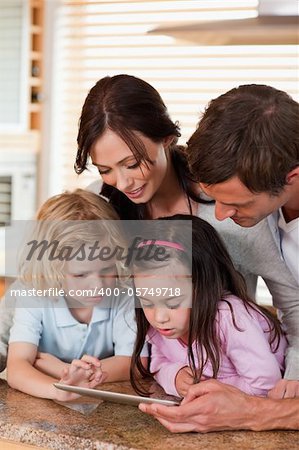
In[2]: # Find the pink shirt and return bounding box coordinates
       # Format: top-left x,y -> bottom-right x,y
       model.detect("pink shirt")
147,295 -> 287,397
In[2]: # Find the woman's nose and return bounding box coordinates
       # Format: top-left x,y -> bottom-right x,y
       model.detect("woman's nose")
115,171 -> 133,192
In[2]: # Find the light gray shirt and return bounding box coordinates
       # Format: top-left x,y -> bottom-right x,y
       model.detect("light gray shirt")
198,203 -> 299,380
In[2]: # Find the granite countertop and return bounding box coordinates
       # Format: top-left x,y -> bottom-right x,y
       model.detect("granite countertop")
0,379 -> 297,450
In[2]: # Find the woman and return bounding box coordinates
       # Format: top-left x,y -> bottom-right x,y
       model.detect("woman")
75,74 -> 206,219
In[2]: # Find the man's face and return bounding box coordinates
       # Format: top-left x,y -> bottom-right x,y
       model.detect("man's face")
200,176 -> 289,227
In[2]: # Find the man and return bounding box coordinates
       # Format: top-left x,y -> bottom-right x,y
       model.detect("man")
140,84 -> 299,431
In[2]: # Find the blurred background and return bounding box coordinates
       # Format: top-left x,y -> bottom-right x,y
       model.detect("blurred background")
0,0 -> 298,300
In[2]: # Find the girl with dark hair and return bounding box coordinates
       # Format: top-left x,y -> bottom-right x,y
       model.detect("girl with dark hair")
75,74 -> 206,219
130,215 -> 286,398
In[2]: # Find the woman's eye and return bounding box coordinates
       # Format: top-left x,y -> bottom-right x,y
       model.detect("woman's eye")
98,168 -> 111,175
127,162 -> 140,169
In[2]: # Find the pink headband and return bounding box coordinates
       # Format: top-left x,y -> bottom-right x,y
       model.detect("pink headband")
137,240 -> 185,251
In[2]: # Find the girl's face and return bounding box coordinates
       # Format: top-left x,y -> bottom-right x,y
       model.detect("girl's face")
90,129 -> 169,204
134,262 -> 192,343
62,256 -> 117,307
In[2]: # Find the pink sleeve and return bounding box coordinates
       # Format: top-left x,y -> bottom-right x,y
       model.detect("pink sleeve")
149,335 -> 186,397
218,301 -> 283,396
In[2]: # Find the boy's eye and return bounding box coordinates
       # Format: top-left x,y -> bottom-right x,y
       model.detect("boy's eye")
100,266 -> 116,277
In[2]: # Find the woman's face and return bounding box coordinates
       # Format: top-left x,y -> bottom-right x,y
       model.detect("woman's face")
90,129 -> 169,204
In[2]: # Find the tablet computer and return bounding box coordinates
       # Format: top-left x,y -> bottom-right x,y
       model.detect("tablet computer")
54,383 -> 180,407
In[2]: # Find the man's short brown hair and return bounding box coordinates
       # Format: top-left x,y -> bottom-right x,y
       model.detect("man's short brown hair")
186,84 -> 299,195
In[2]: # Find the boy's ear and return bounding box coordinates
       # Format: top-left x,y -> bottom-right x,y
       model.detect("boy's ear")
286,166 -> 299,185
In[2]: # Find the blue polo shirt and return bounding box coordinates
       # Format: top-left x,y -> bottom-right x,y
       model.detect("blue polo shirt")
9,291 -> 142,361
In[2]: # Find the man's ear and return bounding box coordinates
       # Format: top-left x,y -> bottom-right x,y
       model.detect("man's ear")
286,166 -> 299,185
163,135 -> 175,149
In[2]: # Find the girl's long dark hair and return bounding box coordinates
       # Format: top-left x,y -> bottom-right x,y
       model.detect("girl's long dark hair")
130,215 -> 283,396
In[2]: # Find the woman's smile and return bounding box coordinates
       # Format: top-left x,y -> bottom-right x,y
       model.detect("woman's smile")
125,184 -> 147,199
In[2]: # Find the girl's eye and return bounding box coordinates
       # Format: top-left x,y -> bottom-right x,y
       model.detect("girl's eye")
127,162 -> 140,169
72,273 -> 85,278
140,299 -> 154,309
167,303 -> 181,310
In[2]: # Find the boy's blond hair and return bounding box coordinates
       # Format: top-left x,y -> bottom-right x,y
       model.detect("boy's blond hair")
19,189 -> 125,290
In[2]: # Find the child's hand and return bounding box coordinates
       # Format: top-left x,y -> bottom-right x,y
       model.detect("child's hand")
60,354 -> 107,387
175,366 -> 194,397
34,352 -> 69,378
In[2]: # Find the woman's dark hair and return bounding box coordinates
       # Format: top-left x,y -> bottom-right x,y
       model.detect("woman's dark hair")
75,74 -> 208,218
75,74 -> 180,174
130,215 -> 283,395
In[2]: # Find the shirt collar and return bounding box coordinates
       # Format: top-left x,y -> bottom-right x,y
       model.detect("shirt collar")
53,296 -> 110,327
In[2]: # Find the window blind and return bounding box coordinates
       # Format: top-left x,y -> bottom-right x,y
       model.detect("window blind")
0,176 -> 12,226
50,0 -> 299,193
0,0 -> 27,129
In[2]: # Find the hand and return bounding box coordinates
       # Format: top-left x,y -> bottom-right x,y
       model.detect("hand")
54,355 -> 108,402
139,379 -> 258,433
268,379 -> 299,399
60,354 -> 107,387
175,366 -> 194,397
34,352 -> 68,378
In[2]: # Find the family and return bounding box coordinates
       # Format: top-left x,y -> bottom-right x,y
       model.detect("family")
0,75 -> 298,432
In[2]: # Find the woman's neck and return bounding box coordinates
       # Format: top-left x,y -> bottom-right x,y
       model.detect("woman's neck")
146,161 -> 198,219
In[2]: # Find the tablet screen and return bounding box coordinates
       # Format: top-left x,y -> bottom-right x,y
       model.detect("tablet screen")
54,383 -> 180,407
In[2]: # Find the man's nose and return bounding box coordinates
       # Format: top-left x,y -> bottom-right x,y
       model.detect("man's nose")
215,202 -> 236,221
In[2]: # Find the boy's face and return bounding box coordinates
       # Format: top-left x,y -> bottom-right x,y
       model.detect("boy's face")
134,262 -> 192,343
62,257 -> 117,307
200,176 -> 290,227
